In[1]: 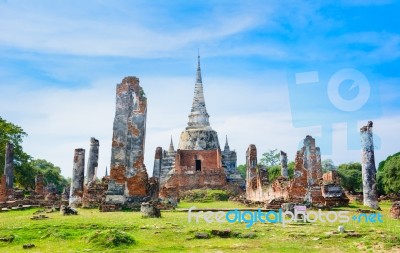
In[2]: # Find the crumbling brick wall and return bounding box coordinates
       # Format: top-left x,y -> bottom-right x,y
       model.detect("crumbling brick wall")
0,175 -> 7,202
35,174 -> 44,196
245,136 -> 347,207
82,179 -> 108,208
287,136 -> 324,204
160,149 -> 227,199
246,145 -> 271,201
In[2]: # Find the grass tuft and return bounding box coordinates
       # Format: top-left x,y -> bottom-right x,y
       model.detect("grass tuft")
86,229 -> 136,248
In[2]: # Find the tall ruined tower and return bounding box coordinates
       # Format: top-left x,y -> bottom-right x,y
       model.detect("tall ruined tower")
178,54 -> 220,150
109,76 -> 148,197
360,121 -> 379,209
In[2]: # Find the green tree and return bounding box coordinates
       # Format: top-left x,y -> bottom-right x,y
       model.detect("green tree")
30,159 -> 68,193
377,152 -> 400,195
0,117 -> 35,189
260,149 -> 280,167
0,117 -> 27,169
322,159 -> 336,173
0,117 -> 68,192
14,151 -> 35,189
267,165 -> 281,182
237,164 -> 246,179
337,162 -> 362,193
288,161 -> 295,179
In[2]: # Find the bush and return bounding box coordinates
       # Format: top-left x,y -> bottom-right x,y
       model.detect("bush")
377,152 -> 400,195
86,229 -> 136,248
181,189 -> 230,202
337,162 -> 362,192
208,190 -> 229,201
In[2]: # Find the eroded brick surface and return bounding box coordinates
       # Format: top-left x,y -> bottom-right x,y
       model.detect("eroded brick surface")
82,178 -> 108,208
0,175 -> 7,202
35,174 -> 44,196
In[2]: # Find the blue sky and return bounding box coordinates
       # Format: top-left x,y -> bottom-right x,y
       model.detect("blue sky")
0,0 -> 399,177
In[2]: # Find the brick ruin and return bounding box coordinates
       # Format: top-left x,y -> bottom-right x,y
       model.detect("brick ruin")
0,174 -> 7,202
81,138 -> 109,208
156,55 -> 244,201
35,174 -> 44,196
0,142 -> 66,208
152,138 -> 176,187
0,60 -> 380,213
360,121 -> 379,209
245,136 -> 349,207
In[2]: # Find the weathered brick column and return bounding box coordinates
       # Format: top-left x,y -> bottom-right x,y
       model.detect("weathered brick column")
152,147 -> 162,179
86,137 -> 99,184
110,76 -> 149,197
4,142 -> 14,189
280,150 -> 288,177
0,175 -> 6,202
70,148 -> 85,207
35,174 -> 44,195
360,121 -> 379,209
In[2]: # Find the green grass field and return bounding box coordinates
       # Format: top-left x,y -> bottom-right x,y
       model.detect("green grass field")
0,201 -> 399,253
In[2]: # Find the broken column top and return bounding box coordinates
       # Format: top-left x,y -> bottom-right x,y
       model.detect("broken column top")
360,121 -> 373,132
116,76 -> 147,107
304,135 -> 316,146
155,147 -> 162,159
246,144 -> 257,157
90,137 -> 99,145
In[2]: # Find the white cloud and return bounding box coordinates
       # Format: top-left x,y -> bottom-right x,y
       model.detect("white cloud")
0,1 -> 266,57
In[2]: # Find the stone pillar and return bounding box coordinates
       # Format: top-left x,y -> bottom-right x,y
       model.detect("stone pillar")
70,148 -> 85,207
110,76 -> 148,197
246,144 -> 257,170
245,144 -> 257,199
152,147 -> 162,179
35,174 -> 44,195
86,137 -> 99,184
280,150 -> 288,177
360,121 -> 379,209
148,177 -> 159,200
4,142 -> 14,189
